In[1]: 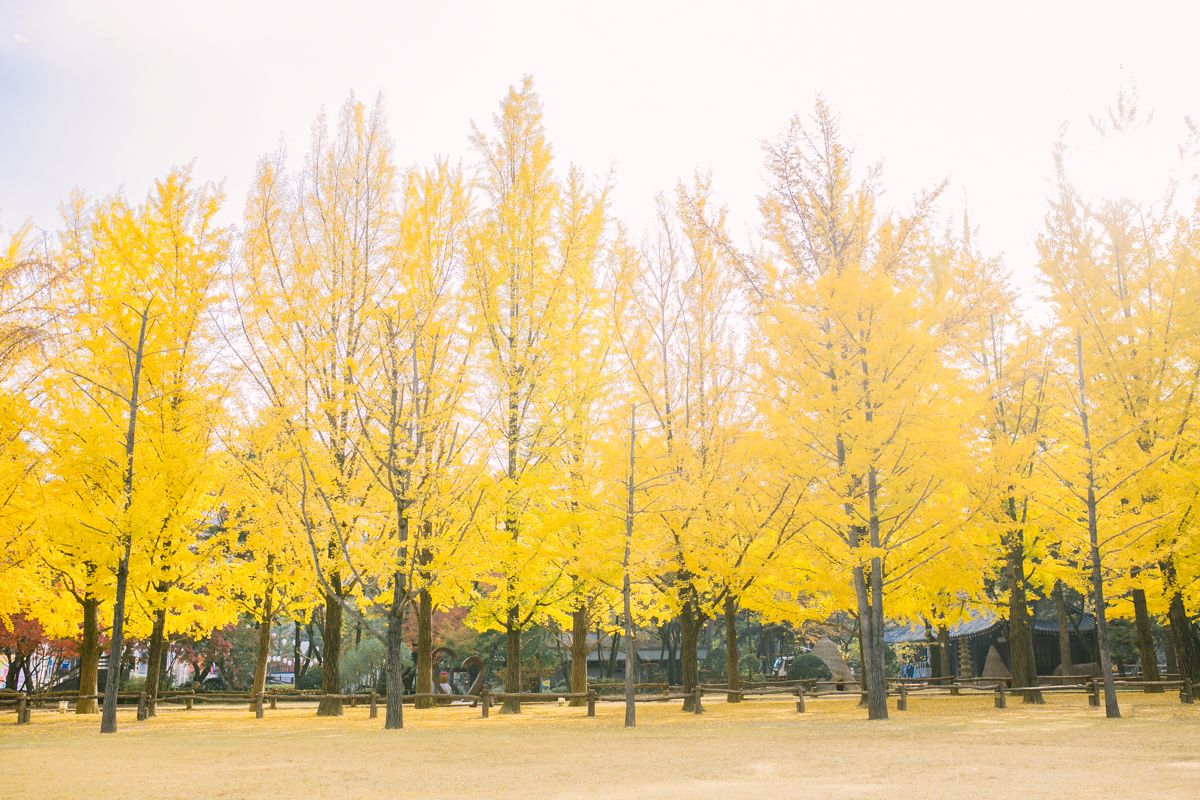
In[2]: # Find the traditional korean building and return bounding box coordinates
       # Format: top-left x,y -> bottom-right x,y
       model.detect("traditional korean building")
884,607 -> 1097,678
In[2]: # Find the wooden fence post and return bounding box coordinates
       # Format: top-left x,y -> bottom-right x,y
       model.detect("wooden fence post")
480,689 -> 489,719
137,691 -> 148,721
1181,679 -> 1194,705
185,692 -> 194,711
897,684 -> 908,711
994,684 -> 1007,709
1089,681 -> 1100,707
16,693 -> 27,725
693,685 -> 703,715
369,691 -> 378,719
587,690 -> 596,718
795,687 -> 806,714
269,695 -> 277,710
255,693 -> 264,719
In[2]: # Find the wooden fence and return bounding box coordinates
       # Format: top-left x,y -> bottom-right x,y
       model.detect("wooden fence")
4,677 -> 1194,725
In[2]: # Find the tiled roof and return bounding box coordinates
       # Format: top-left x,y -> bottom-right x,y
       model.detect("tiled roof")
883,611 -> 1095,644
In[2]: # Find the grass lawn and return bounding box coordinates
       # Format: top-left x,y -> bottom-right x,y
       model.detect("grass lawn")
2,691 -> 1198,799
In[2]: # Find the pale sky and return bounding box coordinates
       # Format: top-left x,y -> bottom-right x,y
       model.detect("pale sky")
2,0 -> 1198,300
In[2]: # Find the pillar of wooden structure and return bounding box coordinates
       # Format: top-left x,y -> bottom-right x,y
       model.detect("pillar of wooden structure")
16,694 -> 28,725
586,690 -> 596,717
255,693 -> 264,719
136,692 -> 148,721
692,685 -> 703,714
185,694 -> 194,710
896,684 -> 908,711
480,689 -> 490,718
994,684 -> 1007,708
795,687 -> 806,714
1088,681 -> 1100,707
369,692 -> 378,719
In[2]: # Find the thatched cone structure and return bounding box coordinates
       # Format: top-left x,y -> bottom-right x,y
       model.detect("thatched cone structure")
981,644 -> 1011,683
811,637 -> 855,690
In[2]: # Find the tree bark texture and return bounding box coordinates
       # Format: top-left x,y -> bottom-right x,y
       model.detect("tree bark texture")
724,594 -> 740,703
1006,535 -> 1043,703
569,602 -> 589,707
1130,586 -> 1162,691
415,587 -> 434,709
679,594 -> 704,713
317,591 -> 344,717
1167,590 -> 1200,683
77,597 -> 100,714
1052,580 -> 1074,677
937,625 -> 953,684
501,605 -> 521,714
250,598 -> 274,709
144,606 -> 167,716
384,571 -> 405,729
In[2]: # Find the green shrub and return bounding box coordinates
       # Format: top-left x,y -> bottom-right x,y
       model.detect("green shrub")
738,653 -> 762,680
121,677 -> 146,692
297,666 -> 323,691
787,653 -> 832,681
703,646 -> 728,678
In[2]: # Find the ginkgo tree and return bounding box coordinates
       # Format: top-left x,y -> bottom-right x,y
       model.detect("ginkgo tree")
749,102 -> 986,720
1036,117 -> 1200,715
465,77 -> 611,713
45,168 -> 232,732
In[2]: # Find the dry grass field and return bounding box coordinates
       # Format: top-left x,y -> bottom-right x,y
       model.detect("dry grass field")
2,692 -> 1198,799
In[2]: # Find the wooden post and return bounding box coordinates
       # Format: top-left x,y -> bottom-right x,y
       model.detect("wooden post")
795,687 -> 806,714
185,692 -> 194,711
16,693 -> 27,725
693,685 -> 703,715
137,691 -> 148,721
480,689 -> 490,719
1181,679 -> 1194,705
269,695 -> 277,710
587,690 -> 596,718
369,691 -> 378,719
897,683 -> 908,711
255,693 -> 264,719
994,684 -> 1007,709
1089,680 -> 1100,707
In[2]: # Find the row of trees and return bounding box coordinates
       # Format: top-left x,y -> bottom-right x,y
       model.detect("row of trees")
1,80 -> 1198,729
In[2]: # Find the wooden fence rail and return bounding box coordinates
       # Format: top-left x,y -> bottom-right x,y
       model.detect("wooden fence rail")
9,677 -> 1194,726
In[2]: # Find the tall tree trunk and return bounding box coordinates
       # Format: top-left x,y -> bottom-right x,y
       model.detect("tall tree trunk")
250,556 -> 276,709
856,616 -> 869,705
1165,626 -> 1178,676
1160,557 -> 1199,683
679,594 -> 704,713
1166,590 -> 1200,683
937,625 -> 953,685
293,619 -> 305,684
500,605 -> 521,714
250,606 -> 274,710
569,602 -> 589,707
77,596 -> 100,714
144,606 -> 167,716
852,542 -> 888,717
1052,580 -> 1074,678
724,594 -> 740,703
415,586 -> 434,709
1006,533 -> 1043,703
4,654 -> 24,689
384,570 -> 405,729
317,585 -> 344,717
100,536 -> 132,733
1130,585 -> 1162,692
1076,330 -> 1119,718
